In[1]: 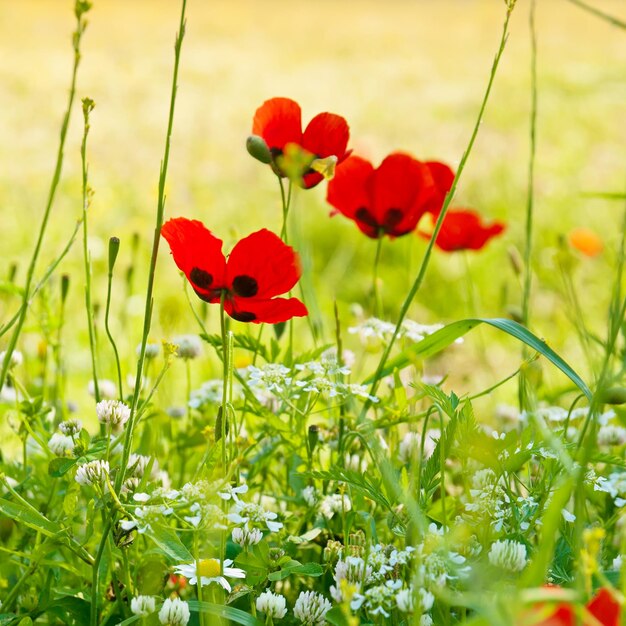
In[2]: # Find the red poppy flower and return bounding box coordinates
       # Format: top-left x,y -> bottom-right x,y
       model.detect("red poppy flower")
161,218 -> 308,324
250,97 -> 350,189
423,160 -> 455,216
420,208 -> 505,252
527,588 -> 620,626
326,152 -> 436,239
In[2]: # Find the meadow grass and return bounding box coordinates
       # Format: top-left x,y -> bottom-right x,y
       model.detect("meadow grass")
0,1 -> 625,624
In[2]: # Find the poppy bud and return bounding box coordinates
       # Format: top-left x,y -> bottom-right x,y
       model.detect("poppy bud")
108,237 -> 120,274
308,424 -> 320,455
598,387 -> 626,406
61,274 -> 70,304
246,135 -> 272,164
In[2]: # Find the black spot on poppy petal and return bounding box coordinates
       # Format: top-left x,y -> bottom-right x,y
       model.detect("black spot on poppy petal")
383,208 -> 404,231
355,207 -> 379,229
190,267 -> 213,289
232,275 -> 259,298
194,288 -> 219,303
230,310 -> 256,322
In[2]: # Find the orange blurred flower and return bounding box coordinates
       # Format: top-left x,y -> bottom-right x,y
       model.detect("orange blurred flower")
568,227 -> 603,257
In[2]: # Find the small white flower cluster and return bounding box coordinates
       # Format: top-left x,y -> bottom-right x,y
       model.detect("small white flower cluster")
293,590 -> 332,626
301,486 -> 353,521
593,470 -> 626,507
256,589 -> 288,619
158,597 -> 190,625
131,595 -> 156,616
249,364 -> 292,393
227,500 -> 283,533
488,539 -> 528,572
189,379 -> 242,410
348,317 -> 451,345
88,379 -> 117,399
463,469 -> 512,532
172,335 -> 202,360
96,399 -> 130,431
75,460 -> 110,487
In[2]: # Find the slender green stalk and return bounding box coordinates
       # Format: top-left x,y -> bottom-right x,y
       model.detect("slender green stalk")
80,97 -> 100,404
115,0 -> 188,494
518,0 -> 538,411
360,3 -> 516,413
278,178 -> 292,242
0,2 -> 91,391
90,517 -> 113,626
372,236 -> 383,317
104,237 -> 124,400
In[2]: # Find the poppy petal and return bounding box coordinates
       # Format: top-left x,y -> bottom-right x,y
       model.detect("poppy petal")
327,155 -> 375,224
423,209 -> 505,252
587,588 -> 620,626
368,152 -> 435,235
225,296 -> 308,324
226,229 -> 301,299
424,161 -> 455,215
302,112 -> 350,160
161,218 -> 226,300
252,97 -> 302,153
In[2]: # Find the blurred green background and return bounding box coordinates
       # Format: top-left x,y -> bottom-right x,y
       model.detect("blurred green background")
0,0 -> 624,435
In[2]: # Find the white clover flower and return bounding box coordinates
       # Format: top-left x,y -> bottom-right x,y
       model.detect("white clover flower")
319,493 -> 352,520
227,501 -> 283,532
248,364 -> 292,393
59,418 -> 82,436
396,587 -> 414,613
293,591 -> 332,626
96,399 -> 130,430
48,432 -> 75,456
488,539 -> 527,572
173,558 -> 245,593
158,597 -> 190,626
127,454 -> 159,480
88,379 -> 117,399
329,556 -> 371,602
598,425 -> 626,447
75,460 -> 110,487
131,595 -> 156,616
172,335 -> 202,360
421,615 -> 434,626
232,525 -> 263,547
0,350 -> 23,369
256,589 -> 287,619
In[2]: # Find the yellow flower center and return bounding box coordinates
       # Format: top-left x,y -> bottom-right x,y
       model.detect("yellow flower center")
197,558 -> 221,578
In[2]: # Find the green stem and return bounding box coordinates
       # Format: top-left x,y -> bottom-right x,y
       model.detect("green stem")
105,244 -> 124,401
566,0 -> 626,29
278,178 -> 292,243
0,5 -> 90,391
360,3 -> 515,413
81,98 -> 100,405
90,517 -> 113,626
372,236 -> 383,317
115,0 -> 188,494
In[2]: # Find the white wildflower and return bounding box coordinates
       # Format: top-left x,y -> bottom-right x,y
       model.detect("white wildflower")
248,363 -> 292,393
319,493 -> 352,520
488,539 -> 527,572
256,589 -> 287,619
294,591 -> 332,626
302,486 -> 319,507
59,418 -> 82,436
88,379 -> 117,399
96,399 -> 130,430
562,509 -> 576,523
48,432 -> 75,456
598,425 -> 626,447
158,597 -> 190,626
173,558 -> 245,593
131,595 -> 156,616
232,525 -> 263,547
228,501 -> 283,532
75,460 -> 110,487
172,335 -> 202,360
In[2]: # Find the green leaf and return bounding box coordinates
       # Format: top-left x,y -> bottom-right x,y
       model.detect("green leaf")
0,497 -> 62,538
364,318 -> 591,400
267,560 -> 323,581
48,457 -> 77,477
325,606 -> 351,626
144,524 -> 193,562
188,600 -> 264,626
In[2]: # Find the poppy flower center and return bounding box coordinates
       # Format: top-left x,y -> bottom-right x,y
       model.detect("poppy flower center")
232,275 -> 258,297
383,208 -> 404,230
197,558 -> 221,578
190,267 -> 213,289
230,310 -> 256,322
